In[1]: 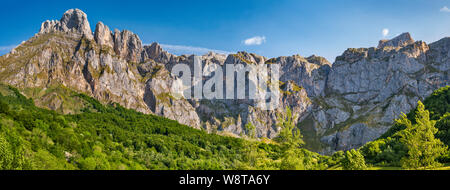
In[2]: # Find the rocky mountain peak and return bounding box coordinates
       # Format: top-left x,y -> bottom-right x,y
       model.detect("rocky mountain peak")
306,55 -> 331,66
113,29 -> 143,63
335,48 -> 369,64
39,8 -> 93,40
203,51 -> 228,62
94,22 -> 114,48
378,32 -> 414,49
225,51 -> 266,65
39,20 -> 60,34
60,9 -> 93,39
143,42 -> 163,60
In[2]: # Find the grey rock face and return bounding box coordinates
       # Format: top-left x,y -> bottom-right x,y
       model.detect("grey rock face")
40,9 -> 93,40
39,20 -> 60,34
94,22 -> 114,48
143,43 -> 162,60
142,42 -> 175,64
59,9 -> 93,39
113,29 -> 143,63
320,124 -> 390,154
143,66 -> 201,128
278,55 -> 331,97
378,32 -> 414,49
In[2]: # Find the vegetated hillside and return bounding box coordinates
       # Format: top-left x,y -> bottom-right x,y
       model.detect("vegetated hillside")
357,85 -> 450,169
0,84 -> 329,170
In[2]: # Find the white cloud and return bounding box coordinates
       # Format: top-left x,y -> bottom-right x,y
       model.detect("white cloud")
159,44 -> 234,55
0,45 -> 17,56
0,45 -> 17,51
243,36 -> 266,46
441,6 -> 450,12
382,28 -> 389,37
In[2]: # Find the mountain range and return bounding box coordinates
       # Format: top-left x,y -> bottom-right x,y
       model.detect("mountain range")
0,9 -> 448,154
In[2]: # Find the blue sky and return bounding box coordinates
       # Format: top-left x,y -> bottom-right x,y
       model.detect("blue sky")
1,0 -> 450,62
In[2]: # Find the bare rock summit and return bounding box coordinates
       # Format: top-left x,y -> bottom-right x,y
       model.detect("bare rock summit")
378,32 -> 415,49
40,9 -> 93,40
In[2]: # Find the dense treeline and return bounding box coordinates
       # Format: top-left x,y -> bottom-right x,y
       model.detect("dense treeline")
354,86 -> 450,169
0,85 -> 328,170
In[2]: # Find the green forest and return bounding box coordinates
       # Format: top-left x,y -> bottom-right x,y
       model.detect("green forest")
0,84 -> 449,170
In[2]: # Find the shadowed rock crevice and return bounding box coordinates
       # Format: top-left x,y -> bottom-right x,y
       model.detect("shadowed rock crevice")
144,83 -> 157,113
82,61 -> 95,94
